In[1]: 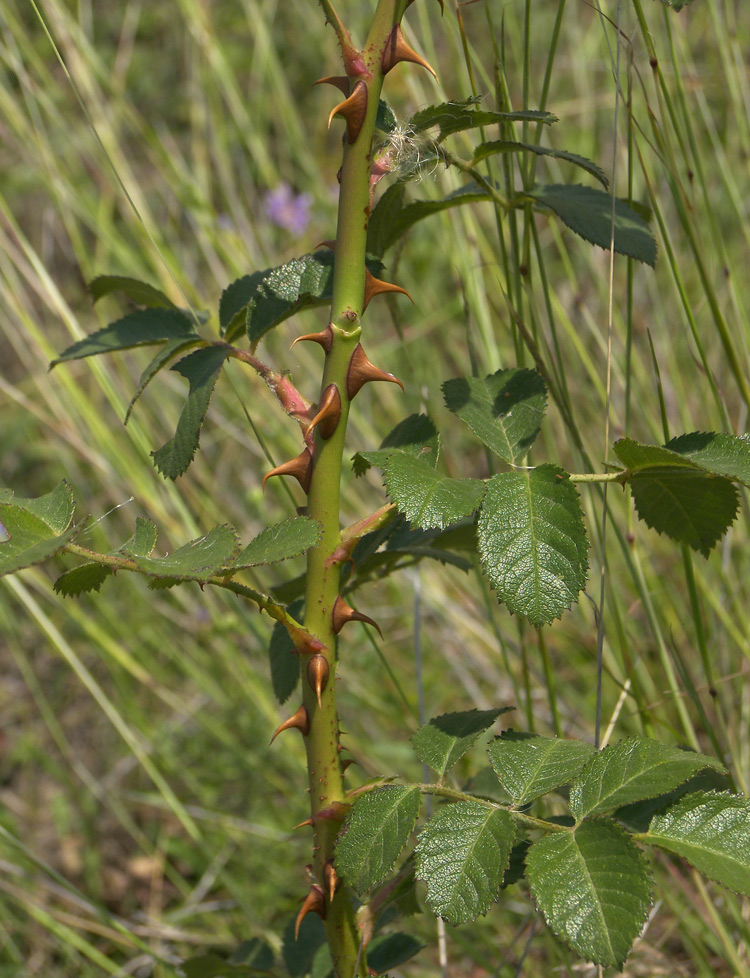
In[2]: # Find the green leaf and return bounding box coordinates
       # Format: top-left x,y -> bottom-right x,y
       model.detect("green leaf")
268,598 -> 303,704
487,732 -> 595,806
375,99 -> 398,134
409,99 -> 557,141
527,820 -> 653,968
643,791 -> 750,896
221,252 -> 385,347
0,482 -> 78,576
124,336 -> 205,423
478,466 -> 589,626
53,563 -> 112,597
181,954 -> 266,977
384,455 -> 485,531
412,708 -> 512,778
120,518 -> 158,557
664,431 -> 750,487
229,939 -> 275,970
51,308 -> 199,366
471,141 -> 608,188
335,786 -> 421,894
614,769 -> 731,833
353,414 -> 439,476
134,524 -> 239,582
367,183 -> 492,257
569,738 -> 725,821
231,517 -> 321,569
633,475 -> 736,556
152,346 -> 231,479
283,913 -> 326,978
367,933 -> 425,973
659,0 -> 694,9
525,184 -> 656,266
415,802 -> 515,924
88,275 -> 176,309
442,368 -> 547,464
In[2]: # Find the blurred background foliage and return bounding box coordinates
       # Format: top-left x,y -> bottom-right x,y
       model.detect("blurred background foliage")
0,0 -> 749,974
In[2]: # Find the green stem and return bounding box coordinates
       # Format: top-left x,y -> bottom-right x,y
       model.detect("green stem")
299,3 -> 406,974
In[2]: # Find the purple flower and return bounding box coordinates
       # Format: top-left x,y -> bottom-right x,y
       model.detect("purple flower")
263,183 -> 312,235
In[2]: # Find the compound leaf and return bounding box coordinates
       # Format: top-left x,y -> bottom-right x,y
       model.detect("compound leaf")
0,482 -> 78,576
664,431 -> 750,487
442,368 -> 547,464
335,786 -> 421,894
527,820 -> 653,968
471,141 -> 608,188
409,99 -> 556,141
88,275 -> 176,309
367,183 -> 492,257
232,517 -> 322,569
51,308 -> 199,366
478,466 -> 588,626
152,346 -> 231,479
570,738 -> 725,821
53,563 -> 112,597
643,791 -> 750,896
124,336 -> 205,423
353,414 -> 439,476
488,732 -> 595,806
134,524 -> 239,582
384,454 -> 485,530
412,708 -> 511,778
416,802 -> 515,924
526,184 -> 656,266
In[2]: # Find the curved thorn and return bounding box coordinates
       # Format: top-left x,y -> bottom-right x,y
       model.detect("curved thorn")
295,885 -> 326,939
331,595 -> 383,638
307,655 -> 330,707
363,268 -> 413,311
382,25 -> 437,78
323,860 -> 340,903
290,324 -> 334,353
313,75 -> 349,94
270,705 -> 310,744
263,448 -> 313,494
306,384 -> 342,440
327,80 -> 368,143
347,343 -> 405,399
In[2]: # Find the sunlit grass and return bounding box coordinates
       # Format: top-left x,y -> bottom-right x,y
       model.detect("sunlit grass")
1,0 -> 749,974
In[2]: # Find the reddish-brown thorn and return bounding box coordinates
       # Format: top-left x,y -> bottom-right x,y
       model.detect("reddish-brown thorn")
295,885 -> 326,938
382,25 -> 438,78
262,448 -> 313,494
328,80 -> 368,144
290,324 -> 334,354
346,343 -> 405,399
323,860 -> 341,904
331,594 -> 383,638
270,704 -> 310,744
313,75 -> 349,94
306,384 -> 342,440
293,817 -> 314,829
363,268 -> 413,311
307,655 -> 330,707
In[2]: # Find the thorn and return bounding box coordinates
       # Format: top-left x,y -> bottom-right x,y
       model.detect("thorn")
307,655 -> 330,707
331,595 -> 383,638
270,705 -> 310,744
341,758 -> 355,772
323,860 -> 340,903
336,166 -> 343,184
314,240 -> 336,252
313,75 -> 349,94
382,25 -> 437,78
290,324 -> 334,354
293,817 -> 314,829
263,448 -> 313,494
295,885 -> 326,939
328,80 -> 368,144
363,267 -> 413,311
346,343 -> 405,399
306,384 -> 342,440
